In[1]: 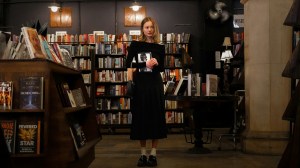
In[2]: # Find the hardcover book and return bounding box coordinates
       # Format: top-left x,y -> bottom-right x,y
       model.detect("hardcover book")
15,119 -> 41,154
69,122 -> 87,150
173,76 -> 188,96
21,27 -> 46,59
71,88 -> 86,107
19,76 -> 44,110
0,120 -> 16,153
164,80 -> 175,95
137,52 -> 152,72
57,82 -> 76,107
206,74 -> 218,96
0,81 -> 13,110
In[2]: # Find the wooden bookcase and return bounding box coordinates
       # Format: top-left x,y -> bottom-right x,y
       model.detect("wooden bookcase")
53,33 -> 191,134
0,59 -> 101,168
94,51 -> 131,134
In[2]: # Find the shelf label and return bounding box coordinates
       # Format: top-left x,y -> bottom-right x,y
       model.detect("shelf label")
93,31 -> 105,35
129,30 -> 141,36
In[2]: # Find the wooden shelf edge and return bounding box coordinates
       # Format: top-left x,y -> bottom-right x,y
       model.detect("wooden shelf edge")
64,105 -> 93,114
76,137 -> 101,159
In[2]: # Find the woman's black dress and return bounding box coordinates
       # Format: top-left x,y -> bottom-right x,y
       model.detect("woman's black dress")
126,41 -> 167,140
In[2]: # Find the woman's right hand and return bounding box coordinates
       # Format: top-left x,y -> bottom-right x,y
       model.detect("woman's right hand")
146,58 -> 158,69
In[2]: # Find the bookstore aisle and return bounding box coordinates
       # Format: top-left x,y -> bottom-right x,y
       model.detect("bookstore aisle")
89,129 -> 281,168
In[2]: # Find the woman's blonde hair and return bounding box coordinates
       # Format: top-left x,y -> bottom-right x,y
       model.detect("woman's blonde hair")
139,17 -> 160,43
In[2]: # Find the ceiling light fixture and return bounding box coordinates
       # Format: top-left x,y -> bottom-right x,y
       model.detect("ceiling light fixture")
130,1 -> 142,12
48,1 -> 60,13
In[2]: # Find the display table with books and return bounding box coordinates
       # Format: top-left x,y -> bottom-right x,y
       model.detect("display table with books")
165,95 -> 236,153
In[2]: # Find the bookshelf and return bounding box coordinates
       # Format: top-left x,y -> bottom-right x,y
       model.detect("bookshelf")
50,32 -> 190,134
94,42 -> 131,134
163,40 -> 190,131
0,59 -> 101,168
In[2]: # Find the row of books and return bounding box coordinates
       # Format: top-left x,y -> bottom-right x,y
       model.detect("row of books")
164,43 -> 189,54
165,111 -> 184,124
95,98 -> 131,111
164,73 -> 219,96
0,119 -> 41,154
95,70 -> 128,83
47,32 -> 129,44
56,82 -> 86,108
164,55 -> 182,68
97,57 -> 125,69
0,27 -> 75,70
95,42 -> 127,55
0,77 -> 44,110
73,58 -> 92,70
161,32 -> 191,44
47,32 -> 191,44
96,112 -> 132,125
95,111 -> 184,125
60,44 -> 95,57
165,100 -> 182,109
161,69 -> 183,82
96,85 -> 129,96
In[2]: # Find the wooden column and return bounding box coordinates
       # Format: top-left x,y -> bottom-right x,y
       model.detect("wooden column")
242,0 -> 293,154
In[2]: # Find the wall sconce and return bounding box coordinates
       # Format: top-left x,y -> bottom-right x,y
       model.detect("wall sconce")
130,1 -> 142,12
50,7 -> 72,28
48,1 -> 60,13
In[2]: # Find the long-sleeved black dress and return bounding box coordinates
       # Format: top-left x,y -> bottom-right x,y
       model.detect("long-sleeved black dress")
126,41 -> 167,140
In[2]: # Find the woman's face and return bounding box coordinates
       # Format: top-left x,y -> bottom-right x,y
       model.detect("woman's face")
142,21 -> 154,39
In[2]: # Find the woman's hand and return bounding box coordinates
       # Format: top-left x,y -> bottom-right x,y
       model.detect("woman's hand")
146,58 -> 158,69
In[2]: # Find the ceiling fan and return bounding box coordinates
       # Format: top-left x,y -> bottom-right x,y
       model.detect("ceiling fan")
207,1 -> 231,23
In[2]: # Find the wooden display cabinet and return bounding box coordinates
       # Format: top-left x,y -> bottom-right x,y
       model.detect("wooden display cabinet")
0,59 -> 101,168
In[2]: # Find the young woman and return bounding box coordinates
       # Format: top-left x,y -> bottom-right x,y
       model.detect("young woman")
126,17 -> 167,167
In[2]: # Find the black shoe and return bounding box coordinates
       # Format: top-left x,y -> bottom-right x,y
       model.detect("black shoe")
147,155 -> 157,167
137,155 -> 147,167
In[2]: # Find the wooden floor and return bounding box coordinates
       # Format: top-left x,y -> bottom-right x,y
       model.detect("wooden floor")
89,128 -> 281,168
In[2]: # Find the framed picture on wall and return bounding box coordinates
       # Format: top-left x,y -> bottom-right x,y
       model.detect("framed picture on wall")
124,7 -> 146,27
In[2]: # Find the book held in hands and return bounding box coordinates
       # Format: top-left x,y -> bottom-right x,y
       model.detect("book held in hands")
132,52 -> 152,72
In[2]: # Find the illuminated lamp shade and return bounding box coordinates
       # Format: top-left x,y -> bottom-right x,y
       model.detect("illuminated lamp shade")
222,37 -> 232,47
221,50 -> 233,63
130,1 -> 142,12
48,2 -> 60,12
